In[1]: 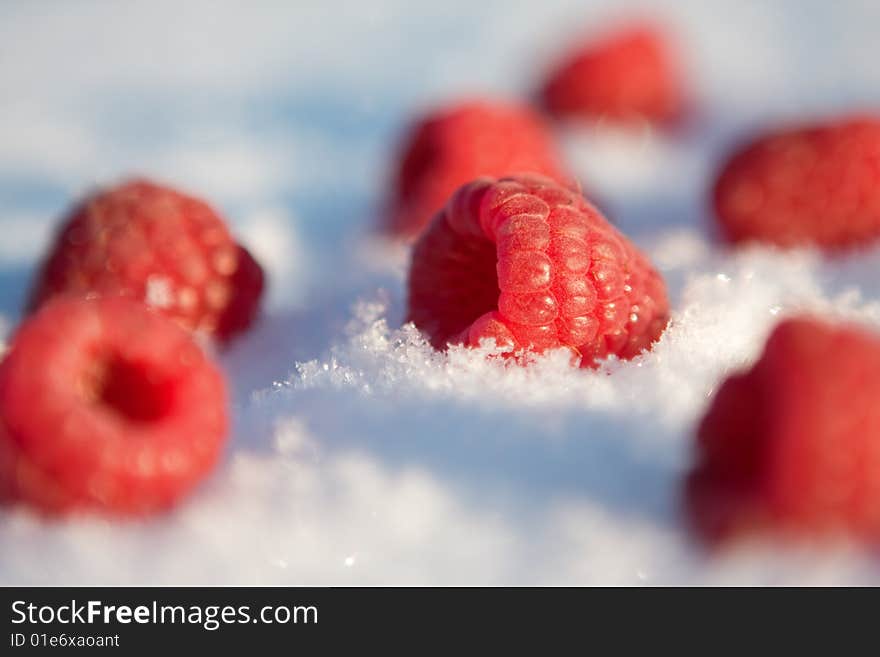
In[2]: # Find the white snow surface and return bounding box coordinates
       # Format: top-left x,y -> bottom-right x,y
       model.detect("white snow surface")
3,0 -> 880,585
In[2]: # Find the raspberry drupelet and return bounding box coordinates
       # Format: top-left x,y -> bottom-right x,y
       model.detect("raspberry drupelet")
713,116 -> 880,251
386,99 -> 570,239
0,296 -> 228,515
27,179 -> 264,343
407,174 -> 669,366
686,317 -> 880,545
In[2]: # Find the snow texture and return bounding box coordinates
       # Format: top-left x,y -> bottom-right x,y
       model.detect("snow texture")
2,0 -> 880,585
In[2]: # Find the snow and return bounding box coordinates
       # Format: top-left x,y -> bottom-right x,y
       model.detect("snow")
2,0 -> 880,585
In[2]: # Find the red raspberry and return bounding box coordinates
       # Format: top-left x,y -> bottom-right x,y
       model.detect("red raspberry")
386,99 -> 569,239
28,179 -> 265,343
713,117 -> 880,251
406,174 -> 669,366
0,296 -> 228,515
540,23 -> 684,125
686,317 -> 880,545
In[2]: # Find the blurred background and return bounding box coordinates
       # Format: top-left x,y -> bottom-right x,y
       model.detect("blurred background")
3,0 -> 880,323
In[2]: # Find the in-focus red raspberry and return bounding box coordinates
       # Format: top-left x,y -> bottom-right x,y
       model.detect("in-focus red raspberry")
0,296 -> 228,515
686,317 -> 880,545
28,179 -> 265,343
386,99 -> 569,239
712,117 -> 880,251
540,23 -> 684,125
407,174 -> 669,366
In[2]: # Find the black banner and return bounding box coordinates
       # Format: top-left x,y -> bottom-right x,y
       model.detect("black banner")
0,586 -> 872,651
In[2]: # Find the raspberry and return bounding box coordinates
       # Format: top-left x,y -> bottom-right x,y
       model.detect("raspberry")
686,317 -> 880,544
713,117 -> 880,251
386,99 -> 569,239
540,23 -> 684,125
27,179 -> 265,343
0,296 -> 228,515
406,174 -> 669,366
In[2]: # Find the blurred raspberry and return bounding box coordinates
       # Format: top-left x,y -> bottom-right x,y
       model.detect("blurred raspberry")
28,179 -> 265,343
407,174 -> 669,366
686,317 -> 880,544
713,116 -> 880,251
386,99 -> 570,239
0,297 -> 228,515
540,23 -> 685,125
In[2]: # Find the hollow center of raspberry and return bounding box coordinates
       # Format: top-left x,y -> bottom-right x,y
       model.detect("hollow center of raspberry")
86,356 -> 174,423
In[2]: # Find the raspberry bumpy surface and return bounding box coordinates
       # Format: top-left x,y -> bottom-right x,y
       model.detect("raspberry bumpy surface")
0,297 -> 228,515
407,174 -> 669,366
386,100 -> 569,239
713,116 -> 880,251
28,179 -> 265,343
687,317 -> 880,545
